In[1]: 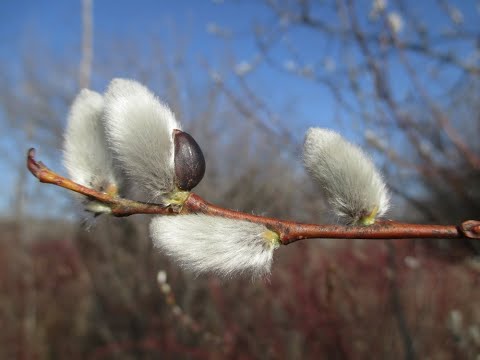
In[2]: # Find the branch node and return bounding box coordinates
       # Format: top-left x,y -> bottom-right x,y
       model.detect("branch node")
461,220 -> 480,239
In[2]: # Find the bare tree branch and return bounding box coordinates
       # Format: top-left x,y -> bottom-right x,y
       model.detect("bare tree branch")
79,0 -> 93,89
27,148 -> 480,244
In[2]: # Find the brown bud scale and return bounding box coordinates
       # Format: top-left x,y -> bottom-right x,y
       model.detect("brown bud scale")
173,129 -> 206,191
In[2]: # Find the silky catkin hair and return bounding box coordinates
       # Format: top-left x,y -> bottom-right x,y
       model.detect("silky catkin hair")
63,89 -> 118,192
103,78 -> 180,201
303,128 -> 390,224
150,214 -> 279,278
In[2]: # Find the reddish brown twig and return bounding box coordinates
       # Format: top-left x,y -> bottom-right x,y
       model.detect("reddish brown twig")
27,148 -> 173,217
27,148 -> 480,244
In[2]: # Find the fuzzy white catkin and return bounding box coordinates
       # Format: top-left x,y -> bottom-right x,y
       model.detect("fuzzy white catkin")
150,214 -> 279,278
303,128 -> 390,225
63,89 -> 118,192
103,78 -> 180,201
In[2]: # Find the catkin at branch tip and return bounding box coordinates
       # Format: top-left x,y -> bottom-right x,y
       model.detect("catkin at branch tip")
63,89 -> 118,193
103,78 -> 181,202
303,128 -> 390,225
150,214 -> 280,278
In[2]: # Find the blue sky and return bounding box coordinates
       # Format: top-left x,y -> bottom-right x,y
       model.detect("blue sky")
0,0 -> 338,127
2,0 -> 477,130
0,0 -> 478,217
0,1 -> 263,75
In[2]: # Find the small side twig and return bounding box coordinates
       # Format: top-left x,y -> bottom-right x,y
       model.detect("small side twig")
27,148 -> 480,244
157,271 -> 223,346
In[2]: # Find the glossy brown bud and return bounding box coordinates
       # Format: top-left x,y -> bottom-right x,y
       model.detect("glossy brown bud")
173,129 -> 206,191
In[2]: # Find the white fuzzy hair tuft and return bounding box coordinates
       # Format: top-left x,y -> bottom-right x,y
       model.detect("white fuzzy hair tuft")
150,214 -> 279,278
63,89 -> 118,192
103,78 -> 180,201
303,128 -> 390,225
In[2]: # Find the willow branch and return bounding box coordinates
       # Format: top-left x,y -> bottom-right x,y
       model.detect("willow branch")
27,148 -> 172,217
27,148 -> 480,244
